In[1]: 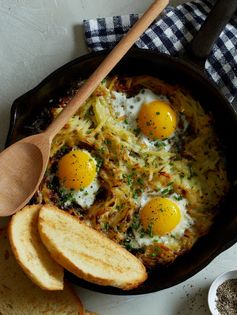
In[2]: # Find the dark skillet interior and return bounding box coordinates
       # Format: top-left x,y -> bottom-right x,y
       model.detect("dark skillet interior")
6,48 -> 237,295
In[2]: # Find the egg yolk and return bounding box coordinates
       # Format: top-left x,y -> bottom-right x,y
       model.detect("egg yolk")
57,150 -> 96,190
138,100 -> 177,140
140,197 -> 181,236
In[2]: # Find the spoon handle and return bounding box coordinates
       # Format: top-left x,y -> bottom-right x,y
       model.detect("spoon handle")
44,0 -> 169,140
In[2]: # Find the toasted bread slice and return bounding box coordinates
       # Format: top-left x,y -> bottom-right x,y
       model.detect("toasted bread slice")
0,228 -> 84,315
38,205 -> 147,290
8,204 -> 64,290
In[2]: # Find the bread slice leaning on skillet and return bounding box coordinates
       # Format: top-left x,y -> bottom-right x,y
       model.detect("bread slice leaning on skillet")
38,205 -> 148,290
8,204 -> 64,290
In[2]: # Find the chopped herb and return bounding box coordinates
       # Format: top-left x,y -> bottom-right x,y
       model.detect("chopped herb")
156,112 -> 160,115
104,139 -> 112,145
95,156 -> 103,170
85,108 -> 94,118
133,189 -> 143,199
58,188 -> 75,205
116,204 -> 123,211
133,127 -> 141,135
122,174 -> 133,185
131,219 -> 140,231
137,178 -> 144,185
124,243 -> 132,251
47,182 -> 54,190
133,191 -> 138,199
161,188 -> 171,196
159,206 -> 164,212
103,222 -> 110,231
174,195 -> 183,201
127,175 -> 133,185
123,238 -> 133,251
99,147 -> 106,154
188,164 -> 197,179
147,223 -> 153,238
60,145 -> 68,154
124,119 -> 128,124
154,140 -> 166,148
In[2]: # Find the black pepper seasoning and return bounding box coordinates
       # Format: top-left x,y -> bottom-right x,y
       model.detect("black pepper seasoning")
216,279 -> 237,315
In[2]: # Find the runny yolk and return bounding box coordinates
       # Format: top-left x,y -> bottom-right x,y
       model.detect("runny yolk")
138,100 -> 177,140
140,197 -> 181,236
57,150 -> 96,190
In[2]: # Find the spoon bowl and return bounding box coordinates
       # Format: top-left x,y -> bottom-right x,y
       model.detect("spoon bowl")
0,134 -> 51,216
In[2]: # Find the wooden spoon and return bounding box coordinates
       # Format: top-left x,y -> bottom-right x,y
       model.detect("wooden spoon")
0,0 -> 168,217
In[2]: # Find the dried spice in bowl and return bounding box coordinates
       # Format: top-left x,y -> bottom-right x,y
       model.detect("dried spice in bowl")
216,279 -> 237,315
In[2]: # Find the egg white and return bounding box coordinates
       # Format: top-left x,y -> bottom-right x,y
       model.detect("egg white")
69,178 -> 100,209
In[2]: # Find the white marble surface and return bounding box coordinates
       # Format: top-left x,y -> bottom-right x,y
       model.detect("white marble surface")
0,1 -> 237,315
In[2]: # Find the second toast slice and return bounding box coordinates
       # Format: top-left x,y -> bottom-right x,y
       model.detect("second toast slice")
38,205 -> 147,290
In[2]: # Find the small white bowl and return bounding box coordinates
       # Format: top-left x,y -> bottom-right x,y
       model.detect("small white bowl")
208,270 -> 237,315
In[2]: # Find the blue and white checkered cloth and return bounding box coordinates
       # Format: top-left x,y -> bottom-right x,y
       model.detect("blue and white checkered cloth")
83,0 -> 237,103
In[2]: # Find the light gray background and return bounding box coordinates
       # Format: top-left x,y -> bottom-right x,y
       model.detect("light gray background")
0,1 -> 237,314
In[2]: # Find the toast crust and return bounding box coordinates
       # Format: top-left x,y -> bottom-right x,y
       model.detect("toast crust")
38,205 -> 147,290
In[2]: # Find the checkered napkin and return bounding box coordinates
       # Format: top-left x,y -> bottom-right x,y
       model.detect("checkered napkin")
83,0 -> 237,103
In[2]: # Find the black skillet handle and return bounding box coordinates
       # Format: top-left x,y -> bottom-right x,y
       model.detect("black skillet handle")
187,0 -> 237,64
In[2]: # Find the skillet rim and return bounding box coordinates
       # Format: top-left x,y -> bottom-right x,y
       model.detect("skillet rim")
6,48 -> 237,147
6,47 -> 237,295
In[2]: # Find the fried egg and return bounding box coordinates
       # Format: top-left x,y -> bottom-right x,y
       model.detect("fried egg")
112,89 -> 171,132
111,89 -> 185,151
132,193 -> 193,249
57,149 -> 100,209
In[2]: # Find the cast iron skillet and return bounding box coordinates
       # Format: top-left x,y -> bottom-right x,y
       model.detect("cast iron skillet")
6,0 -> 237,295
